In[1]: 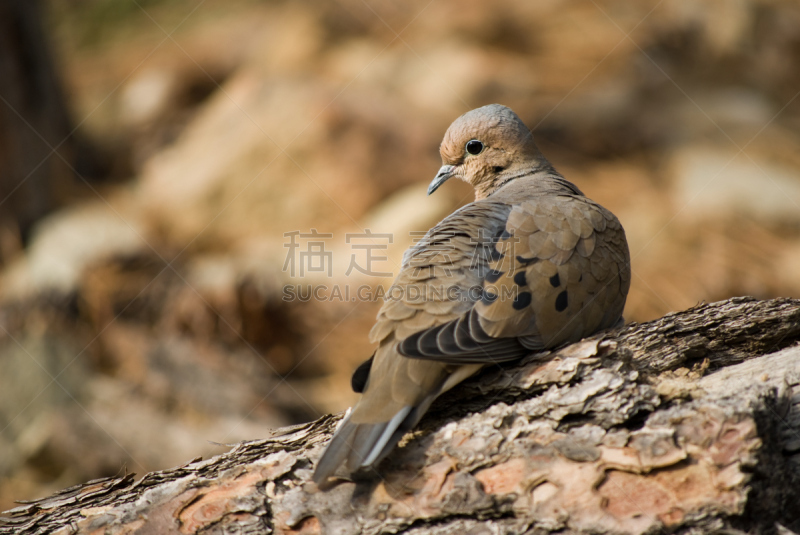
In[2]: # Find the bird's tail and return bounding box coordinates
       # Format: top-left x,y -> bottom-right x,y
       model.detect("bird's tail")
312,400 -> 433,486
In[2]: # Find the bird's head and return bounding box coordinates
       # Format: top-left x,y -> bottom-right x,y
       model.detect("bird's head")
429,104 -> 550,200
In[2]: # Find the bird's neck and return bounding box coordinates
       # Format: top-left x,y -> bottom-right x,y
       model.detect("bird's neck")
474,159 -> 566,200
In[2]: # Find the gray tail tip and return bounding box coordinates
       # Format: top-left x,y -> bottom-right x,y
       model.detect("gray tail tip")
313,406 -> 414,490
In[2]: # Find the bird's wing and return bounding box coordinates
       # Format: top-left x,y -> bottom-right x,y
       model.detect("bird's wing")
397,194 -> 630,363
367,201 -> 528,364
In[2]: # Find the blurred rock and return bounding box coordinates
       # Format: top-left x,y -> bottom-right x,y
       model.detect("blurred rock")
672,146 -> 800,222
137,75 -> 442,250
1,201 -> 147,301
0,331 -> 92,499
120,68 -> 177,127
695,88 -> 774,129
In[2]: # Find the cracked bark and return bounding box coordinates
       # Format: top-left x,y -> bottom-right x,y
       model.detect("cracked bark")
2,296 -> 800,535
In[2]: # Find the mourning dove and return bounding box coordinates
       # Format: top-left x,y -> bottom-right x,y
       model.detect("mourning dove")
313,104 -> 630,485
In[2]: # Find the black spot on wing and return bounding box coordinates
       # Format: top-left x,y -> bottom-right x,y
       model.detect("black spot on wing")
555,290 -> 569,312
351,355 -> 374,393
549,273 -> 560,287
489,228 -> 506,260
484,269 -> 503,283
516,255 -> 539,266
512,291 -> 532,310
513,270 -> 527,287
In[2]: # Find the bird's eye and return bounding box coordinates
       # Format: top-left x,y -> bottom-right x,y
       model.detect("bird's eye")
466,140 -> 484,155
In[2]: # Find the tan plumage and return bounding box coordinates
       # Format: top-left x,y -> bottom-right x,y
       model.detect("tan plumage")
313,104 -> 630,486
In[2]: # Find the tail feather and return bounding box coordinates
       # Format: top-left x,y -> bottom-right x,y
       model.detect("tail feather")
361,406 -> 411,466
312,411 -> 367,485
313,400 -> 434,486
346,419 -> 391,469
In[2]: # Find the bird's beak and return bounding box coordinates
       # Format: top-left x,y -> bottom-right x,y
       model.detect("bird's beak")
428,165 -> 456,195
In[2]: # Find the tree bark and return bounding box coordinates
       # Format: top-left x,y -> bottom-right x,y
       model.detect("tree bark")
2,296 -> 799,534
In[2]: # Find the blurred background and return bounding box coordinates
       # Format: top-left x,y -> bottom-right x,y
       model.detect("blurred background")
1,0 -> 800,510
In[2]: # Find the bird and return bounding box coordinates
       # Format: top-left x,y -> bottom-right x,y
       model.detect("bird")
313,104 -> 630,486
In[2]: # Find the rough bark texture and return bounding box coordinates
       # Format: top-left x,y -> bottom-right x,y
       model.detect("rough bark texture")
2,296 -> 799,534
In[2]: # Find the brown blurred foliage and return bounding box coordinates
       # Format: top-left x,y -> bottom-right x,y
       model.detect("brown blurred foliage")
1,0 -> 800,510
